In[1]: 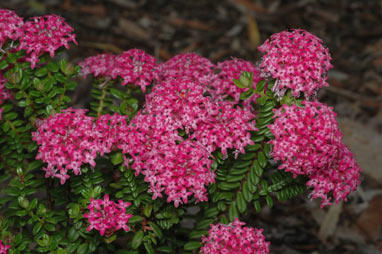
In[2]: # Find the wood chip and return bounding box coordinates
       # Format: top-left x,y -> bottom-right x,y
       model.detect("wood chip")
318,202 -> 343,244
116,18 -> 150,41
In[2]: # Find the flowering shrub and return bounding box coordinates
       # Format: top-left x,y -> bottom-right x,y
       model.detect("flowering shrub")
0,8 -> 361,254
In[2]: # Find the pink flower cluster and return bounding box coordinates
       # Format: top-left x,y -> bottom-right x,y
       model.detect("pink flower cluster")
83,194 -> 132,236
79,49 -> 159,92
0,9 -> 77,68
258,29 -> 333,98
32,108 -> 129,184
0,74 -> 11,120
116,53 -> 257,206
120,110 -> 215,207
18,15 -> 77,68
0,240 -> 10,254
0,9 -> 24,47
201,219 -> 270,254
268,101 -> 361,207
79,51 -> 263,105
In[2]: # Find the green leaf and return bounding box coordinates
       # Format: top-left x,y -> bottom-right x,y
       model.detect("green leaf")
261,180 -> 269,191
0,61 -> 9,70
1,103 -> 13,113
144,242 -> 154,254
32,222 -> 43,235
16,210 -> 28,217
35,67 -> 48,77
67,242 -> 80,254
245,144 -> 261,152
204,207 -> 218,218
254,200 -> 261,213
255,80 -> 266,92
218,182 -> 241,191
236,192 -> 247,214
233,79 -> 247,88
111,152 -> 124,165
257,151 -> 267,168
110,88 -> 124,99
44,223 -> 55,231
239,89 -> 254,100
190,230 -> 208,239
220,215 -> 229,224
196,219 -> 214,230
104,234 -> 117,243
252,135 -> 264,143
157,246 -> 173,253
252,160 -> 263,177
62,63 -> 75,76
77,243 -> 88,254
67,227 -> 79,242
57,248 -> 67,254
30,198 -> 38,209
184,241 -> 202,251
242,182 -> 252,202
149,222 -> 163,240
228,201 -> 239,221
28,161 -> 43,172
66,81 -> 77,90
143,204 -> 153,218
232,159 -> 252,169
17,100 -> 27,107
55,72 -> 67,83
217,201 -> 226,211
226,174 -> 245,183
263,143 -> 271,157
132,230 -> 144,249
4,112 -> 18,121
266,195 -> 274,208
37,234 -> 50,247
7,53 -> 18,63
47,62 -> 59,72
239,71 -> 253,87
257,96 -> 267,105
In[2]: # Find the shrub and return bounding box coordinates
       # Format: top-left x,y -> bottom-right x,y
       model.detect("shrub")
0,9 -> 360,254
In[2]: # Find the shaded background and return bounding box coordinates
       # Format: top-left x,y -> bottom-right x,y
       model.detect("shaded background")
2,0 -> 381,253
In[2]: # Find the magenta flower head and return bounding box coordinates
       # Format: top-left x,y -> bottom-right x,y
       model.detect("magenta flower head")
32,108 -> 97,184
112,49 -> 159,91
83,194 -> 133,237
0,9 -> 24,47
258,29 -> 333,99
18,14 -> 77,68
78,53 -> 117,79
33,109 -> 130,184
0,240 -> 10,254
201,218 -> 270,254
306,143 -> 361,207
119,75 -> 257,207
268,101 -> 361,207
